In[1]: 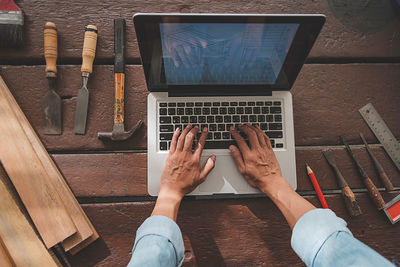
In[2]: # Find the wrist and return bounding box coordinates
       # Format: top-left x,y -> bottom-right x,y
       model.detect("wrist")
151,187 -> 183,221
259,176 -> 292,198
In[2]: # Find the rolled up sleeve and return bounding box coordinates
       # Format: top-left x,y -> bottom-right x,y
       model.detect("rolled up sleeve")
128,215 -> 184,267
291,209 -> 394,267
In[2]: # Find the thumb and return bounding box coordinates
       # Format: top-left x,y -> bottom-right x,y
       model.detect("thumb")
199,155 -> 216,180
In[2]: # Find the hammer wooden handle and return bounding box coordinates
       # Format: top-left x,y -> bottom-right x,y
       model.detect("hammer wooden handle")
44,22 -> 57,76
341,186 -> 362,216
81,25 -> 98,74
114,19 -> 126,125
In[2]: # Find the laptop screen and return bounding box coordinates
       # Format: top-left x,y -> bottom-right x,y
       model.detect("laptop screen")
160,23 -> 299,85
134,14 -> 325,94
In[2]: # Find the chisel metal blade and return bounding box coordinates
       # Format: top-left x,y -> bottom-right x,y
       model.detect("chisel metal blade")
43,89 -> 62,135
74,86 -> 89,134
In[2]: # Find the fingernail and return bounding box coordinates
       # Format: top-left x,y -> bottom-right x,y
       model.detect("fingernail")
229,145 -> 236,151
175,127 -> 180,133
211,155 -> 216,162
230,126 -> 234,131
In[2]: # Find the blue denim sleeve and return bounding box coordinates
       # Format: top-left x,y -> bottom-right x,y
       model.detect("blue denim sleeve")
127,215 -> 185,267
291,209 -> 394,267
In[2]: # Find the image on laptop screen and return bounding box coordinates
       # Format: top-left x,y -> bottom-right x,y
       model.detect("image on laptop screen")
159,23 -> 299,85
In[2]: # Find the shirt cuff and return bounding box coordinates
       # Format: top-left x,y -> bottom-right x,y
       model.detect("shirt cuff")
291,209 -> 352,266
133,215 -> 185,265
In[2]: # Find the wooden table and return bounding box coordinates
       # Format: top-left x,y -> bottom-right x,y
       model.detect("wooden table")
1,1 -> 399,266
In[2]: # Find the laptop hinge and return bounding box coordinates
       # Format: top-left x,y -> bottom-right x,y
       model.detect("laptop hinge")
168,90 -> 273,97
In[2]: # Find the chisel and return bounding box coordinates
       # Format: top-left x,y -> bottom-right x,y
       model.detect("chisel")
323,149 -> 362,216
43,22 -> 61,135
360,133 -> 395,192
340,135 -> 386,210
74,25 -> 98,134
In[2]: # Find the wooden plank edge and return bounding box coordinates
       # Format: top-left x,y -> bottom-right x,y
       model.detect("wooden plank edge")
68,231 -> 100,255
0,166 -> 58,266
0,75 -> 96,251
0,237 -> 15,267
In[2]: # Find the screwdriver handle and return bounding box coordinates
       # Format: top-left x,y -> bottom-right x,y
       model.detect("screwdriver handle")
341,186 -> 362,216
81,25 -> 98,74
44,22 -> 57,77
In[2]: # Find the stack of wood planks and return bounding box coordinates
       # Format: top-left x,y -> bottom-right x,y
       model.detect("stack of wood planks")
0,75 -> 98,264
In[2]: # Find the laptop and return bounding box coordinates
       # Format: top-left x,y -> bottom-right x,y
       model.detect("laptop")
133,13 -> 325,196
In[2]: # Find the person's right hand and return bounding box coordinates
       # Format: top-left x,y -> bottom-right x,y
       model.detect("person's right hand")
229,124 -> 285,194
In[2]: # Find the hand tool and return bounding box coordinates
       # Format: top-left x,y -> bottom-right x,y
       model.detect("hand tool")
384,194 -> 400,224
74,25 -> 98,134
43,22 -> 62,135
1,75 -> 97,253
322,149 -> 362,216
0,0 -> 24,47
360,132 -> 395,192
359,103 -> 400,171
340,135 -> 386,210
98,18 -> 143,141
306,163 -> 329,209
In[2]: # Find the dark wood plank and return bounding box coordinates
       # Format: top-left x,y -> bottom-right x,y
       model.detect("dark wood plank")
0,1 -> 399,62
54,147 -> 400,198
0,64 -> 399,150
67,193 -> 400,266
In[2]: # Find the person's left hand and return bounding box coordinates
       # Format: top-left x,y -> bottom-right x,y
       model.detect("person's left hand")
159,125 -> 216,199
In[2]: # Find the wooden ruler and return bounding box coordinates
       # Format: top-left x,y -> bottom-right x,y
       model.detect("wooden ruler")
0,76 -> 97,252
0,165 -> 58,266
359,103 -> 400,171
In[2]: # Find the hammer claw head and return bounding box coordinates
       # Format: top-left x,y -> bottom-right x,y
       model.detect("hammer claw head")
97,120 -> 143,141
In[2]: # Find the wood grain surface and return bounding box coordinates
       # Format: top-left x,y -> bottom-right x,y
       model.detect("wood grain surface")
0,79 -> 77,248
1,75 -> 96,252
66,193 -> 400,266
0,64 -> 398,151
0,1 -> 399,62
1,1 -> 399,265
0,166 -> 58,267
52,147 -> 400,198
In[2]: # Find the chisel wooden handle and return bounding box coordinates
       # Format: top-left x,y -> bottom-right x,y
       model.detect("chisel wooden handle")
360,133 -> 395,191
81,25 -> 98,74
364,177 -> 386,210
44,22 -> 57,76
342,186 -> 363,216
378,172 -> 395,192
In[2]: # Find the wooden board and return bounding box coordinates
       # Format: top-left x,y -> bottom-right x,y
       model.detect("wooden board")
0,0 -> 399,62
0,76 -> 97,252
0,165 -> 58,266
0,64 -> 399,151
0,77 -> 77,248
0,238 -> 14,267
66,193 -> 400,266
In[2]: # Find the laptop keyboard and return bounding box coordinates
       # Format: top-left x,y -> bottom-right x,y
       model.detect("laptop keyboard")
158,101 -> 284,151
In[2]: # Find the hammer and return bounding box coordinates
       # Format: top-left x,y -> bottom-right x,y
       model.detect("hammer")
98,18 -> 142,141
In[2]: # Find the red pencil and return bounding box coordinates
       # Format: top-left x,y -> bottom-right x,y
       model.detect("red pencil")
306,164 -> 329,209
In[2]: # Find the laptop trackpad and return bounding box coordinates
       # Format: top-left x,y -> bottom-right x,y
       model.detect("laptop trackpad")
199,154 -> 249,193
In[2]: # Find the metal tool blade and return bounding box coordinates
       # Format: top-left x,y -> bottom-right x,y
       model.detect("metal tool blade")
74,85 -> 89,134
43,79 -> 62,135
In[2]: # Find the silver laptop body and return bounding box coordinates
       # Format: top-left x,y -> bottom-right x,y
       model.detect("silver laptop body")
133,13 -> 325,196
